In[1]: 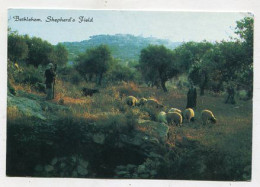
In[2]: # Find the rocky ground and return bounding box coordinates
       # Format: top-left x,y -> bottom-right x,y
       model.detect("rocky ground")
7,90 -> 171,178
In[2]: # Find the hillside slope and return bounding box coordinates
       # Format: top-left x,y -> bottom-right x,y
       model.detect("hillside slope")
62,34 -> 182,62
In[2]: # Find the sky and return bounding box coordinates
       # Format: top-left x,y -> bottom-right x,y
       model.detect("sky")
8,9 -> 250,45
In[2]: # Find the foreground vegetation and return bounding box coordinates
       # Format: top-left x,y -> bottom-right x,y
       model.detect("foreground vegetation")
7,77 -> 252,180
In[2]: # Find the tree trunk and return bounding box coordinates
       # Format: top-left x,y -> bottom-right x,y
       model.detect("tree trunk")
161,79 -> 168,92
89,74 -> 93,81
98,73 -> 103,86
84,74 -> 88,82
200,85 -> 205,96
200,71 -> 208,96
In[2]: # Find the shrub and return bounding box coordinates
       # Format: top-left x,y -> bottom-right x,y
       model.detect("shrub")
14,65 -> 44,85
116,82 -> 141,98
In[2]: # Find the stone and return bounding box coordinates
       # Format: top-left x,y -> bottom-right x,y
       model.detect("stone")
7,95 -> 46,120
60,162 -> 66,169
93,133 -> 105,144
79,158 -> 89,168
71,156 -> 77,163
137,119 -> 169,142
44,165 -> 54,172
126,164 -> 136,171
77,165 -> 88,176
116,171 -> 129,176
150,170 -> 157,176
51,158 -> 58,165
137,165 -> 146,174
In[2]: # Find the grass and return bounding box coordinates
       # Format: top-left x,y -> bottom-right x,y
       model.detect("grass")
7,78 -> 253,180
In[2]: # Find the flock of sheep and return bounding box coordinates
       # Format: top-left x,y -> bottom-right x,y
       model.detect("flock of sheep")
125,95 -> 217,126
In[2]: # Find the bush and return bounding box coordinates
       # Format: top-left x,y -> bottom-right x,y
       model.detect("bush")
116,82 -> 141,98
58,66 -> 84,85
14,65 -> 44,85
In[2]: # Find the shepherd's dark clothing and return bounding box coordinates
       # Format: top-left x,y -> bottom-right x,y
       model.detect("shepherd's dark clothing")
225,86 -> 235,104
45,68 -> 56,100
45,69 -> 56,87
186,87 -> 197,109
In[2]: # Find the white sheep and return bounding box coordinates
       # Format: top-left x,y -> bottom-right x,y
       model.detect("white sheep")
183,108 -> 195,122
138,97 -> 148,106
201,110 -> 217,125
166,112 -> 183,126
145,98 -> 164,109
168,108 -> 182,114
157,111 -> 167,124
126,96 -> 138,106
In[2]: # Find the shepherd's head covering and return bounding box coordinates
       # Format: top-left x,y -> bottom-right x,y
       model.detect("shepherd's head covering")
47,63 -> 53,69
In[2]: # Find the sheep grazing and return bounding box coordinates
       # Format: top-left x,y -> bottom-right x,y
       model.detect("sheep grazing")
126,96 -> 138,106
138,97 -> 148,106
157,111 -> 167,124
183,108 -> 195,122
166,112 -> 183,126
168,108 -> 182,114
82,88 -> 99,96
145,98 -> 164,109
201,110 -> 217,125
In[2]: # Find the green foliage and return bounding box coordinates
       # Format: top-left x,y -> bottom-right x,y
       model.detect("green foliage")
75,45 -> 112,85
53,43 -> 69,67
14,65 -> 44,85
186,16 -> 253,96
156,139 -> 251,180
8,31 -> 28,62
235,16 -> 253,63
174,41 -> 213,73
8,30 -> 68,68
25,36 -> 55,67
234,16 -> 254,98
105,60 -> 141,83
58,66 -> 84,85
139,45 -> 179,92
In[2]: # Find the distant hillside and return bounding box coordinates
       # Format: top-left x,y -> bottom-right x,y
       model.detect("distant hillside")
62,34 -> 182,63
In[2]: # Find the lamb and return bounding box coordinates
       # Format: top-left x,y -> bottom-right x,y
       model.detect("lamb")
157,111 -> 168,124
168,108 -> 182,114
201,110 -> 217,125
183,108 -> 195,122
82,88 -> 99,96
126,96 -> 139,106
166,112 -> 183,126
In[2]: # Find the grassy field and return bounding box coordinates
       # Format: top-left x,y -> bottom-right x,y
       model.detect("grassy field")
7,78 -> 252,180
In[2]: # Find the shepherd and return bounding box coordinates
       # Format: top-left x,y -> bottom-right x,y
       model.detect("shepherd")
45,63 -> 56,100
186,84 -> 197,109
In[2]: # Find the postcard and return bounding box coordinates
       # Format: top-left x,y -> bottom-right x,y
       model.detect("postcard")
5,8 -> 255,184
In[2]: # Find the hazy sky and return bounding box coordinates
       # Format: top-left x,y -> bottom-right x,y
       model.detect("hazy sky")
8,9 -> 249,45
